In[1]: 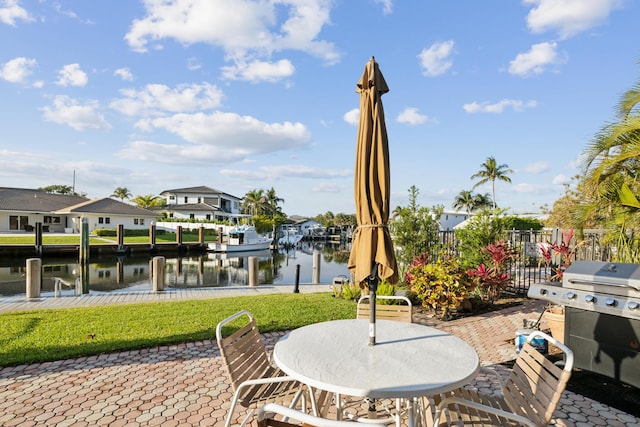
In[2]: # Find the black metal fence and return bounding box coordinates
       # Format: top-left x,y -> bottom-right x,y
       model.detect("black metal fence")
435,229 -> 611,296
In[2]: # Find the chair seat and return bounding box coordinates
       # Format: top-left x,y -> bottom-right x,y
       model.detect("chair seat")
238,366 -> 304,408
432,388 -> 522,426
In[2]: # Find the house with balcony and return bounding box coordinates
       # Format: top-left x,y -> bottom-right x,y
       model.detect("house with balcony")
156,186 -> 247,224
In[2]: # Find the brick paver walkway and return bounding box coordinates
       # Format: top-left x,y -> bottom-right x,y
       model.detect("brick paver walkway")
1,290 -> 639,426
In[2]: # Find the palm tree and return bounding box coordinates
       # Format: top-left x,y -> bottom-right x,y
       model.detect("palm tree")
452,190 -> 475,213
473,192 -> 493,210
263,187 -> 284,216
111,187 -> 131,201
470,156 -> 513,209
132,194 -> 162,209
241,189 -> 266,216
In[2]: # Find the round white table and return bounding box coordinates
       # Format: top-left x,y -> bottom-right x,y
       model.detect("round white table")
273,319 -> 480,425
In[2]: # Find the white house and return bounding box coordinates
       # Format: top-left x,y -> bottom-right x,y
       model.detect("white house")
0,187 -> 156,233
438,210 -> 472,231
156,186 -> 247,223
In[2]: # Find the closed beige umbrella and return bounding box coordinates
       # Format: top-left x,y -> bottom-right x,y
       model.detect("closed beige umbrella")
348,57 -> 398,346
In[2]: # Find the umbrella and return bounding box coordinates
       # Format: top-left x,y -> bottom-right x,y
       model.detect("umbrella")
348,57 -> 398,346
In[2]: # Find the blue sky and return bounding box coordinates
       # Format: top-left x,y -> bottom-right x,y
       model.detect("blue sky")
1,0 -> 638,217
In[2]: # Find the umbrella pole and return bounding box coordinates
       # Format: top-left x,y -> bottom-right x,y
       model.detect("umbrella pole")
368,263 -> 379,346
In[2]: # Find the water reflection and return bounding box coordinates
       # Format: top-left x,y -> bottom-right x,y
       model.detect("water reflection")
0,241 -> 352,297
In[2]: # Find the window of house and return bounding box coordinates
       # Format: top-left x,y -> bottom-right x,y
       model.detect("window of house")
197,197 -> 201,203
190,213 -> 195,219
134,218 -> 139,225
184,196 -> 188,203
206,214 -> 211,220
169,213 -> 174,218
169,195 -> 175,200
140,219 -> 145,225
105,218 -> 111,224
98,217 -> 104,224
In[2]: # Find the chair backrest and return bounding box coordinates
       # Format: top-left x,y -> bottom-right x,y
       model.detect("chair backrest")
216,310 -> 272,391
502,330 -> 574,425
356,295 -> 412,323
257,403 -> 368,427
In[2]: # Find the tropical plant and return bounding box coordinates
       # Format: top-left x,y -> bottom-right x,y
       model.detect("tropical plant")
405,252 -> 470,319
466,240 -> 516,303
111,187 -> 131,201
538,229 -> 584,281
470,156 -> 513,209
132,194 -> 163,209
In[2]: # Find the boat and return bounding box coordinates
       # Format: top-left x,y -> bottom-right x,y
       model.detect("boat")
279,226 -> 304,248
207,226 -> 272,253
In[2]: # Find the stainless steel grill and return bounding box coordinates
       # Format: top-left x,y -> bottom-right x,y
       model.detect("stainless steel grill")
528,261 -> 640,320
528,261 -> 640,388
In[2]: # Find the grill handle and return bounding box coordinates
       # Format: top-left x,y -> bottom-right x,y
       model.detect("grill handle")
566,279 -> 640,292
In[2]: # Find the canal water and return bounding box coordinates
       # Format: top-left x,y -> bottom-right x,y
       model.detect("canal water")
0,241 -> 352,297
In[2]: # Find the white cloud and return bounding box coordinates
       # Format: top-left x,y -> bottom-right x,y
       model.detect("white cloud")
374,0 -> 393,15
418,40 -> 455,77
343,108 -> 359,125
509,42 -> 563,77
396,107 -> 429,125
125,0 -> 340,81
221,59 -> 295,83
524,0 -> 622,39
114,68 -> 133,81
552,174 -> 571,185
0,0 -> 33,26
219,165 -> 350,181
524,161 -> 550,174
56,63 -> 88,87
42,95 -> 111,131
0,56 -> 36,83
120,111 -> 311,165
312,182 -> 343,192
110,82 -> 224,117
463,99 -> 538,113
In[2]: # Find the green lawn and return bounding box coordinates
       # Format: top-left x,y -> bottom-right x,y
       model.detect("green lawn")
0,293 -> 355,367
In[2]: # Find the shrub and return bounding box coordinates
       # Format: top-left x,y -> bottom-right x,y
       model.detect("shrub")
405,252 -> 471,319
466,240 -> 516,303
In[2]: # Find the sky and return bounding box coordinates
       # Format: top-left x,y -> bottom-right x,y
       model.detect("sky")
1,0 -> 639,218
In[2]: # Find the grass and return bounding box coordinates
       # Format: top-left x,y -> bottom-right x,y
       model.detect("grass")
0,232 -> 217,245
0,293 -> 355,367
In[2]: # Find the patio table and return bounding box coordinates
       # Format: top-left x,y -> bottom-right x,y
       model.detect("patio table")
273,319 -> 480,426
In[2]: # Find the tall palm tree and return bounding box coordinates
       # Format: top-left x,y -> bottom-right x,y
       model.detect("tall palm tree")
111,187 -> 131,201
470,156 -> 513,209
452,190 -> 475,213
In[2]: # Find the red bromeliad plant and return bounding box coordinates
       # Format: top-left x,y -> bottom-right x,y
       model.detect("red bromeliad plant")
538,229 -> 579,281
466,240 -> 516,303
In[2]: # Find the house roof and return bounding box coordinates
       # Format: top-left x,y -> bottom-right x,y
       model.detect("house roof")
56,198 -> 157,217
0,187 -> 89,212
159,185 -> 241,200
157,203 -> 223,212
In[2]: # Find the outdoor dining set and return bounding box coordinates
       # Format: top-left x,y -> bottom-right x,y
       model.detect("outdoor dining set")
215,296 -> 575,427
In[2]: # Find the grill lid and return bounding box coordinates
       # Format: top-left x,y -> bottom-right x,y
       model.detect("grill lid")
563,261 -> 640,294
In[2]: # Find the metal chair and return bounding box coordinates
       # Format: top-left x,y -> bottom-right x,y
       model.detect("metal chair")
255,403 -> 374,427
216,310 -> 311,427
356,295 -> 413,323
430,330 -> 574,427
